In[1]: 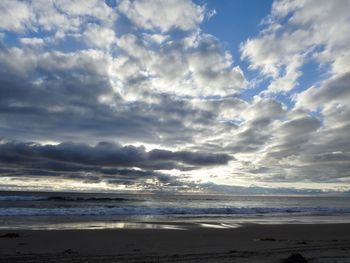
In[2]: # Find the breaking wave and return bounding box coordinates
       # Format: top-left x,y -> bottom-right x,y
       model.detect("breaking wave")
1,206 -> 350,217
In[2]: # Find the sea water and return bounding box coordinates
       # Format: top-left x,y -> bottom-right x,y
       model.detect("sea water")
0,191 -> 350,229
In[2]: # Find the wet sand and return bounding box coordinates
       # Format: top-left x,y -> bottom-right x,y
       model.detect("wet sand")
1,223 -> 350,262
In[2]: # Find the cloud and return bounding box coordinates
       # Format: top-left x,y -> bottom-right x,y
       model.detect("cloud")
295,72 -> 350,111
83,24 -> 116,49
0,141 -> 232,170
20,37 -> 45,46
264,115 -> 322,159
221,97 -> 286,153
0,0 -> 246,149
114,32 -> 246,98
241,0 -> 350,93
223,0 -> 350,190
0,45 -> 223,145
0,140 -> 232,190
0,0 -> 115,35
292,73 -> 350,179
0,0 -> 31,32
118,0 -> 205,32
0,0 -> 350,192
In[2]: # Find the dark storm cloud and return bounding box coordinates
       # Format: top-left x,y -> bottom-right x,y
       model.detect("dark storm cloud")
0,140 -> 232,189
0,141 -> 232,172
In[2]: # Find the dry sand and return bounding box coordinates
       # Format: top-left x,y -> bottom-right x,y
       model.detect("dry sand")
1,223 -> 350,262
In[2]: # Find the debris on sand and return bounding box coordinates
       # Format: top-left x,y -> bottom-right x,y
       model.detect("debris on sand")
0,233 -> 20,238
63,249 -> 74,254
259,237 -> 277,241
282,253 -> 308,263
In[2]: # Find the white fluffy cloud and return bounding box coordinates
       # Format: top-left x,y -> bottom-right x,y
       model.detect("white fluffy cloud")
0,0 -> 116,42
241,0 -> 350,93
83,24 -> 116,49
118,0 -> 205,32
0,0 -> 31,32
20,37 -> 45,46
113,32 -> 246,98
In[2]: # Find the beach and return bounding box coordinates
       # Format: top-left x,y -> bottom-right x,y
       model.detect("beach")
1,192 -> 350,262
1,0 -> 350,262
1,223 -> 350,262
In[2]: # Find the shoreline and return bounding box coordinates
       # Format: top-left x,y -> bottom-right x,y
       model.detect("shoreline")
1,223 -> 350,262
2,214 -> 350,230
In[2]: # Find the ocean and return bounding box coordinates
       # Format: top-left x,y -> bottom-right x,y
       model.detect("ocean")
1,191 -> 350,230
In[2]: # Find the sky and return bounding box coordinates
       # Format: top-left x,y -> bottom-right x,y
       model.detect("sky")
0,0 -> 350,194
